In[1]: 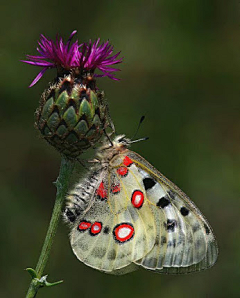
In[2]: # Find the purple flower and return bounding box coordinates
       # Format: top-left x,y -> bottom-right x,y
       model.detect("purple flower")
22,31 -> 123,87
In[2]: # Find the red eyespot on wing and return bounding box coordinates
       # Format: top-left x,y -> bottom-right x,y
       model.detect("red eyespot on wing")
117,166 -> 128,177
123,156 -> 133,167
111,184 -> 121,194
78,221 -> 91,232
90,222 -> 102,236
113,223 -> 134,243
131,190 -> 144,209
97,181 -> 107,200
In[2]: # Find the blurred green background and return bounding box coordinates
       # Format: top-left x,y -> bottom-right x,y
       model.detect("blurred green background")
1,0 -> 240,297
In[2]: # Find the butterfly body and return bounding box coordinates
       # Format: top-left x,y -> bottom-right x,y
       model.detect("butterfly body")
64,135 -> 218,274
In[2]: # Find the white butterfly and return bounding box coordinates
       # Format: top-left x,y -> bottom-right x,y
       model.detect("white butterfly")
64,135 -> 218,275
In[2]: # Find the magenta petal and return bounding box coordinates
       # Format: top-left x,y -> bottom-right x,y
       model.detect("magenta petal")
29,67 -> 48,87
67,30 -> 77,45
21,60 -> 54,67
26,55 -> 48,60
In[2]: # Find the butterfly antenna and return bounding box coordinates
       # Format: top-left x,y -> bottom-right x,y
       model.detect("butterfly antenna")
130,136 -> 149,144
103,128 -> 113,147
131,115 -> 145,140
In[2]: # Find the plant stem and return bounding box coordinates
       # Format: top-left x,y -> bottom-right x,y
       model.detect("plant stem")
25,155 -> 75,298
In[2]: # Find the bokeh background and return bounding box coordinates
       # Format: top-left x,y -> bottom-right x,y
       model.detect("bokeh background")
1,1 -> 240,297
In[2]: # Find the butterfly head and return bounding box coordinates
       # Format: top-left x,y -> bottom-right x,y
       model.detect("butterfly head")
97,134 -> 149,164
96,134 -> 131,163
99,134 -> 131,152
113,135 -> 131,148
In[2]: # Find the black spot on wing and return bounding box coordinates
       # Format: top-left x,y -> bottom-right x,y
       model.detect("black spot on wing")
180,207 -> 189,216
204,223 -> 210,235
97,195 -> 107,201
165,219 -> 177,232
103,226 -> 110,234
157,196 -> 170,208
143,177 -> 156,190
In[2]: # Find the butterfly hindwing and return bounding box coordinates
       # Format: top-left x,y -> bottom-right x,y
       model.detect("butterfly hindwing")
68,156 -> 157,273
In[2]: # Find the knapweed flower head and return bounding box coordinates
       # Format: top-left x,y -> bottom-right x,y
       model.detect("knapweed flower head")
23,31 -> 118,158
22,30 -> 123,87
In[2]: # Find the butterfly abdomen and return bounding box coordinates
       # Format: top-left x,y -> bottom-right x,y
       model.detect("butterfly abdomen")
64,171 -> 102,224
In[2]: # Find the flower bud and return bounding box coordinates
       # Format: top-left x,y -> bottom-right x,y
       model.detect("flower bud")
36,74 -> 111,157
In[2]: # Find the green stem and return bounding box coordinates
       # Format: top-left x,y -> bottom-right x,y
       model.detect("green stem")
25,156 -> 75,298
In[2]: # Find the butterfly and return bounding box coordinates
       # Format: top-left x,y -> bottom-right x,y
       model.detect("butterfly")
64,134 -> 218,275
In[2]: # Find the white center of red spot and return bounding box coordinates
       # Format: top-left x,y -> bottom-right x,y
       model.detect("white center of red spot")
113,223 -> 134,243
90,222 -> 102,235
93,225 -> 100,231
118,227 -> 131,238
131,190 -> 144,208
78,221 -> 91,231
117,166 -> 128,176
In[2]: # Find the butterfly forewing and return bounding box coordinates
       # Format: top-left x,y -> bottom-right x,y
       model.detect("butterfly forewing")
127,151 -> 218,273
